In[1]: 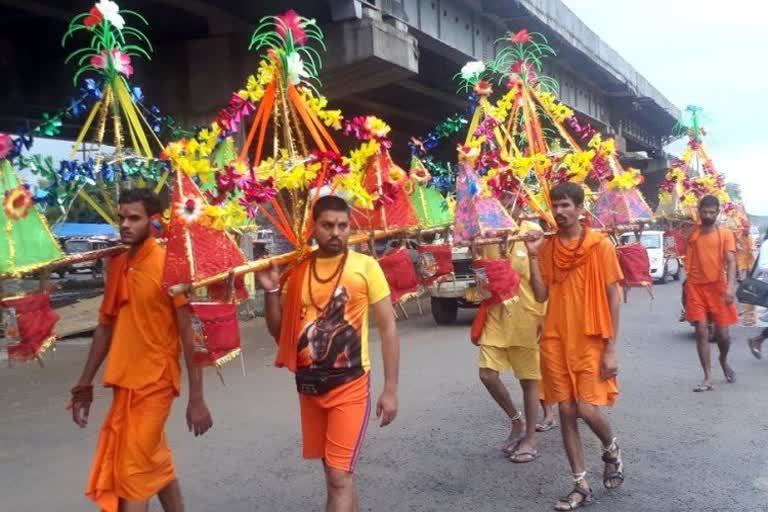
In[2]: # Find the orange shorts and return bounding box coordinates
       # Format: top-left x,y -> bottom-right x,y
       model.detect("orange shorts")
298,373 -> 370,473
685,281 -> 738,327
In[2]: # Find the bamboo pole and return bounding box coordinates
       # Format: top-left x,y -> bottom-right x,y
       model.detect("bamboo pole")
168,229 -> 405,296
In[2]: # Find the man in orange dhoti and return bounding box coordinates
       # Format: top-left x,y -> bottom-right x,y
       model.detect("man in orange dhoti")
69,189 -> 213,512
525,183 -> 624,510
684,195 -> 738,391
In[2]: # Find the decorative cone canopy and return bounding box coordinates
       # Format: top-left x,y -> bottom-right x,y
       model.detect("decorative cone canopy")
593,182 -> 653,228
162,171 -> 246,290
350,149 -> 418,231
452,161 -> 515,244
0,160 -> 63,277
408,156 -> 453,229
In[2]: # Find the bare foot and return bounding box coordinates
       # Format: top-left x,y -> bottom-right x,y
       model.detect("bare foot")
719,357 -> 736,383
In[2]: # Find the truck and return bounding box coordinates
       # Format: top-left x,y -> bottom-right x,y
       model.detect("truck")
57,236 -> 115,278
426,244 -> 480,324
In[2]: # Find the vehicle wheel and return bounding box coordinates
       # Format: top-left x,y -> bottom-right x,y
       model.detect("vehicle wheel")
431,297 -> 458,325
656,265 -> 669,285
55,269 -> 67,279
92,261 -> 104,279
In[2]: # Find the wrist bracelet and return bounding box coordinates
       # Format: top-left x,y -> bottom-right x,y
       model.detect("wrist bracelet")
265,287 -> 281,294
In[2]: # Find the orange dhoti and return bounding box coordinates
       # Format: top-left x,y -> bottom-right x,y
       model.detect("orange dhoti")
86,379 -> 176,511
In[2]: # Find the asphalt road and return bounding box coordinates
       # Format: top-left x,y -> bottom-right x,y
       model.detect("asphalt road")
1,280 -> 767,511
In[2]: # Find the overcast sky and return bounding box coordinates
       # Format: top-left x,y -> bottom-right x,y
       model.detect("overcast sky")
562,0 -> 768,215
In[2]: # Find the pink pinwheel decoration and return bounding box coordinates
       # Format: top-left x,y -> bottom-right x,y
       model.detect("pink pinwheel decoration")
473,80 -> 493,96
216,93 -> 256,133
90,49 -> 133,77
276,10 -> 307,45
510,29 -> 532,44
0,133 -> 12,160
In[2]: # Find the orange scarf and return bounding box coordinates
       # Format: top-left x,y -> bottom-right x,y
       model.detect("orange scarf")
99,238 -> 157,321
551,228 -> 615,339
273,257 -> 311,372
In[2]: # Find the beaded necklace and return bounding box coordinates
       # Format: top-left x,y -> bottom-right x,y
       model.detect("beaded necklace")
307,250 -> 348,312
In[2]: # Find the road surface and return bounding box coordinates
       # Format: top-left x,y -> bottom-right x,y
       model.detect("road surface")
1,281 -> 767,511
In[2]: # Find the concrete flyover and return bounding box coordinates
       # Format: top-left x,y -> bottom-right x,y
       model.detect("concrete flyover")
0,0 -> 680,194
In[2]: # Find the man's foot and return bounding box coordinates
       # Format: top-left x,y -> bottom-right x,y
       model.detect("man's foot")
536,417 -> 559,432
693,382 -> 714,392
554,473 -> 593,510
748,337 -> 763,360
719,357 -> 736,383
509,436 -> 538,463
602,438 -> 624,490
678,310 -> 686,322
500,412 -> 524,454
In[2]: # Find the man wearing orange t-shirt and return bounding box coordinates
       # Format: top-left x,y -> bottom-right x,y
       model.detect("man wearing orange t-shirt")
256,195 -> 400,512
69,189 -> 212,512
684,195 -> 738,392
526,183 -> 624,510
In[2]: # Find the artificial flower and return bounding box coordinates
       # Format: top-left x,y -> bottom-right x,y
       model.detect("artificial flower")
510,60 -> 536,83
90,49 -> 133,77
95,1 -> 124,30
607,168 -> 643,191
563,150 -> 595,183
276,9 -> 307,45
365,116 -> 391,139
510,29 -> 532,44
389,166 -> 406,183
286,52 -> 309,85
3,186 -> 34,220
473,80 -> 493,96
0,133 -> 12,160
176,196 -> 203,224
460,61 -> 485,82
84,6 -> 103,28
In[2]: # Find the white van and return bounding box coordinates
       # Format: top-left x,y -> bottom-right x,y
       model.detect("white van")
619,230 -> 682,283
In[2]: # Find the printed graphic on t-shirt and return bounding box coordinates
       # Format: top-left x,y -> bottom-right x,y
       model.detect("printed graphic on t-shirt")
298,286 -> 361,371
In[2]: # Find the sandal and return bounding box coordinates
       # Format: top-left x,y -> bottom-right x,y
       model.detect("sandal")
509,449 -> 539,463
536,418 -> 559,432
554,473 -> 593,510
748,338 -> 763,360
693,383 -> 714,392
501,412 -> 524,454
602,438 -> 625,490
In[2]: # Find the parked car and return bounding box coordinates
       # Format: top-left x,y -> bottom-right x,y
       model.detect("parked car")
619,230 -> 682,283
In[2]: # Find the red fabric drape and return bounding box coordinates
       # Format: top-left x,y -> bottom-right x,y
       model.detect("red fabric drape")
1,292 -> 59,361
189,302 -> 241,367
378,248 -> 420,304
616,243 -> 652,288
472,258 -> 522,305
417,244 -> 454,285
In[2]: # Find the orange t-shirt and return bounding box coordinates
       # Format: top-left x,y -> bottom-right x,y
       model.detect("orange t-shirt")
685,228 -> 735,285
99,238 -> 188,392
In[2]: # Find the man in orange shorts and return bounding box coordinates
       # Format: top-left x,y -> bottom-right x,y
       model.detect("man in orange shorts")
256,195 -> 400,512
69,189 -> 213,512
526,183 -> 624,510
684,195 -> 738,391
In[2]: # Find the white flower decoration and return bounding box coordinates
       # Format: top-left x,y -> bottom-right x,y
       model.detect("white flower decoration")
95,1 -> 125,30
286,52 -> 309,85
460,61 -> 485,81
176,197 -> 203,224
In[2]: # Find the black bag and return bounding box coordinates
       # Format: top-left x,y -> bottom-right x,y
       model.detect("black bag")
736,257 -> 768,307
295,367 -> 364,396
